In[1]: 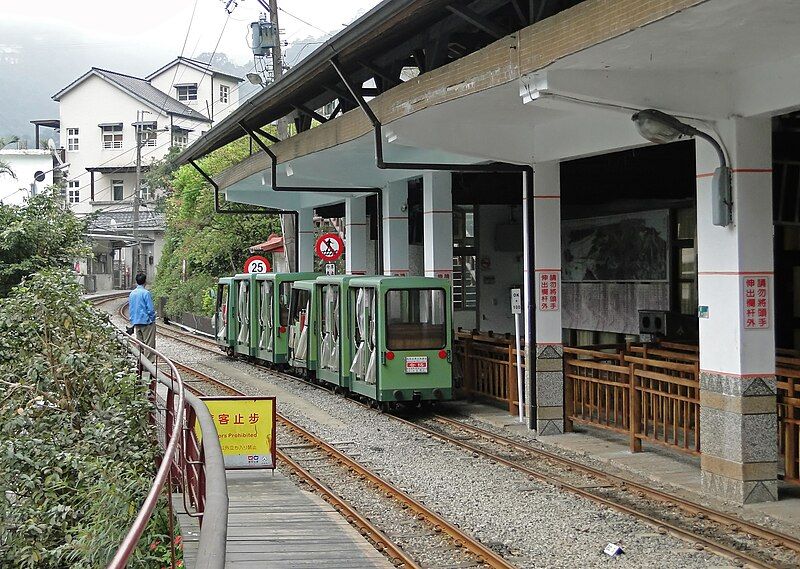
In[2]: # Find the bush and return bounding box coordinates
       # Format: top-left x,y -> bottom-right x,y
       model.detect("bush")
0,270 -> 172,568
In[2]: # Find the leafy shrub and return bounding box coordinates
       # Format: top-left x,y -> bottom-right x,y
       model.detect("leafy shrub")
0,270 -> 172,568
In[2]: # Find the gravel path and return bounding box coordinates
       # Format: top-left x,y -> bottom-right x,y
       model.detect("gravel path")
106,300 -> 731,568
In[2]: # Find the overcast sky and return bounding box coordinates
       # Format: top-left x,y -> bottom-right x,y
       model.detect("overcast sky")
3,0 -> 380,65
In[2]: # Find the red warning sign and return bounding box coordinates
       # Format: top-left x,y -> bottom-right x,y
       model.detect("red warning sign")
315,233 -> 344,262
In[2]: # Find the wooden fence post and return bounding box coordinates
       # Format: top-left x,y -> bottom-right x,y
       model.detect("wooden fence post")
507,341 -> 517,414
629,363 -> 642,452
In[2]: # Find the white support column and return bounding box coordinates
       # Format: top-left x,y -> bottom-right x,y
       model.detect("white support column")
382,180 -> 409,276
345,197 -> 368,275
532,161 -> 564,435
423,171 -> 453,280
696,117 -> 777,504
297,207 -> 315,272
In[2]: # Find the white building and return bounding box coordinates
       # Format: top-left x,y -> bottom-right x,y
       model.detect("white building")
51,57 -> 243,290
0,147 -> 56,206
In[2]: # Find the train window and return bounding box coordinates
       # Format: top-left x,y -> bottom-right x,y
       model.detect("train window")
289,288 -> 311,322
237,281 -> 250,344
259,281 -> 274,351
320,284 -> 340,371
385,288 -> 446,350
279,282 -> 292,326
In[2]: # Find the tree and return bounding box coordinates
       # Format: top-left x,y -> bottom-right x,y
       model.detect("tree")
0,191 -> 90,297
152,136 -> 282,316
0,270 -> 169,568
0,136 -> 19,179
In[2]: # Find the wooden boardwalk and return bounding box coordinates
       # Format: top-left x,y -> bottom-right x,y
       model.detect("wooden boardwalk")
175,469 -> 393,568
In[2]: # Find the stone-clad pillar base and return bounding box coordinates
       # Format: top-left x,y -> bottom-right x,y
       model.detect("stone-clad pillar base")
536,343 -> 564,435
699,371 -> 777,504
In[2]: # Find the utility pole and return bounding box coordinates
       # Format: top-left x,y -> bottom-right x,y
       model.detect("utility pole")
266,0 -> 296,269
133,110 -> 142,276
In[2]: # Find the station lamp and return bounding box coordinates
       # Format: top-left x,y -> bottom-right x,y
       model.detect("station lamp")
632,109 -> 731,227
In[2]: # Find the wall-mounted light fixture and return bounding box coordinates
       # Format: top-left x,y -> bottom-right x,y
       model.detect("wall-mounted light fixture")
632,109 -> 731,226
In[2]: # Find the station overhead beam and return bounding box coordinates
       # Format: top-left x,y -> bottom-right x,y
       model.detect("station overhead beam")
445,5 -> 508,39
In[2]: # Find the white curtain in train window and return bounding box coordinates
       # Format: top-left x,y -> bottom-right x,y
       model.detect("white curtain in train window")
237,282 -> 250,344
350,288 -> 372,381
365,288 -> 376,384
320,285 -> 340,371
258,281 -> 274,351
294,299 -> 310,361
216,303 -> 226,340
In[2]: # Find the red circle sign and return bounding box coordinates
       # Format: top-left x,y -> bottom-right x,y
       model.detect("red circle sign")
244,255 -> 271,274
315,233 -> 344,261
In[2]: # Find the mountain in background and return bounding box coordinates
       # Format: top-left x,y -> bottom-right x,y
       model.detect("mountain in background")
0,18 -> 337,146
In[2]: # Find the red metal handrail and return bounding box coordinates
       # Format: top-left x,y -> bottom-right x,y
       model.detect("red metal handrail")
107,333 -> 186,569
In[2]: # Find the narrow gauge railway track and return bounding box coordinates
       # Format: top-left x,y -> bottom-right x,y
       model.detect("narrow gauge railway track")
125,307 -> 800,569
172,361 -> 516,569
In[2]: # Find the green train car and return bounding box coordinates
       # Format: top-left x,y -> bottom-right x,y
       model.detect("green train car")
254,272 -> 319,365
313,275 -> 358,390
217,272 -> 453,408
348,276 -> 452,405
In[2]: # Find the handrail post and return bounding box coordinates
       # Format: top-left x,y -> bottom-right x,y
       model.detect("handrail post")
629,362 -> 642,452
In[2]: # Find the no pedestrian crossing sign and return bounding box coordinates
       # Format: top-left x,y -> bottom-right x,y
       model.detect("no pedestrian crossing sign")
315,232 -> 344,262
244,255 -> 271,274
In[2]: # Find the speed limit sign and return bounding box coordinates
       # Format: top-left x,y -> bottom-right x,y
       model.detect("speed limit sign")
244,255 -> 271,274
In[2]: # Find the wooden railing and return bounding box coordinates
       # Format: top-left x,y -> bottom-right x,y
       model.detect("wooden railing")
455,330 -> 524,414
776,355 -> 800,484
565,343 -> 701,455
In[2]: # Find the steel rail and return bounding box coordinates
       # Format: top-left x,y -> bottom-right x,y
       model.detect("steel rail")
171,360 -> 514,569
154,320 -> 800,566
431,415 -> 800,555
407,417 -> 787,569
276,450 -> 423,569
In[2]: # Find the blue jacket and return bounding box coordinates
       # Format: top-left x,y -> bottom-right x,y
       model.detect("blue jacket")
129,285 -> 156,326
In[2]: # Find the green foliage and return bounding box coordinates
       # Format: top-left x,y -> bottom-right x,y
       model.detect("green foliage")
153,137 -> 281,316
0,270 -> 172,568
0,191 -> 90,297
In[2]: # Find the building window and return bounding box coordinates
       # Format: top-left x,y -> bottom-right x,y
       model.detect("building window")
67,180 -> 80,204
172,128 -> 189,148
67,128 -> 79,151
219,84 -> 229,104
139,184 -> 152,201
101,124 -> 123,149
673,207 -> 697,315
452,204 -> 477,310
111,180 -> 124,201
176,84 -> 198,101
136,122 -> 157,147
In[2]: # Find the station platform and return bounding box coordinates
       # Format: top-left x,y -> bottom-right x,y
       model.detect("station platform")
447,401 -> 800,539
175,469 -> 392,568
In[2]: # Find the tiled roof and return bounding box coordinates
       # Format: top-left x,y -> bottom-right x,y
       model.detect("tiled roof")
89,209 -> 165,231
93,69 -> 210,122
53,68 -> 211,123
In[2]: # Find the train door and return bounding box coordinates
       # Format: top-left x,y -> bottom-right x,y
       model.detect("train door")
319,284 -> 340,373
236,279 -> 250,350
288,286 -> 311,367
258,279 -> 274,354
350,286 -> 377,396
216,282 -> 229,343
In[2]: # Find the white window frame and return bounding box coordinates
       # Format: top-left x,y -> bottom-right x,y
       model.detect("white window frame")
219,84 -> 229,104
111,180 -> 124,201
101,125 -> 123,149
171,129 -> 189,148
67,128 -> 79,151
176,84 -> 198,101
67,180 -> 80,204
136,122 -> 157,147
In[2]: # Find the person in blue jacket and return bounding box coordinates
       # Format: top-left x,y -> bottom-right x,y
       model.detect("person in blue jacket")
129,272 -> 156,352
